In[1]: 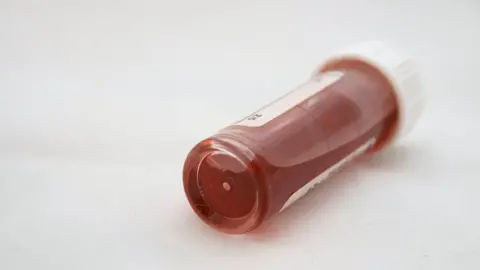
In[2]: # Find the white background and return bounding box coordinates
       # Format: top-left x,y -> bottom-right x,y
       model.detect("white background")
1,0 -> 479,269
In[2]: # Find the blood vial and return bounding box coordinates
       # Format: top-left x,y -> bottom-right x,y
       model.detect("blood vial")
183,41 -> 425,234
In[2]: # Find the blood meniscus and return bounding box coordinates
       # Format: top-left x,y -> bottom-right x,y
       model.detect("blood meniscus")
183,41 -> 425,234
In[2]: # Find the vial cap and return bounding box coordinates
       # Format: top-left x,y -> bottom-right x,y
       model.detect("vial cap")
313,41 -> 426,146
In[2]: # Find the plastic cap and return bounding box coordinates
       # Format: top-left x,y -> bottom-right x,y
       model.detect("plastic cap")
313,41 -> 426,144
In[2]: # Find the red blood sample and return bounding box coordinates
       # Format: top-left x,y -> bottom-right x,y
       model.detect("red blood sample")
183,41 -> 425,234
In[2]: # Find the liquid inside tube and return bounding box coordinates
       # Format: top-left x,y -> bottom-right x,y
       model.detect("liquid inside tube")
183,59 -> 399,234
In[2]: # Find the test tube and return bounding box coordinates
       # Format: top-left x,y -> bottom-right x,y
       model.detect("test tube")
183,41 -> 425,234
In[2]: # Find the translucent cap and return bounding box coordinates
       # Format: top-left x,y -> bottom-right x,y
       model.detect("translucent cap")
313,41 -> 426,144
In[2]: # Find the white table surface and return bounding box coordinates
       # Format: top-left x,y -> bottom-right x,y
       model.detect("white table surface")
1,0 -> 479,269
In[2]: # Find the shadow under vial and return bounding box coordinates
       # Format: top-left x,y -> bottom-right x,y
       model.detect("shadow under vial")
246,142 -> 434,241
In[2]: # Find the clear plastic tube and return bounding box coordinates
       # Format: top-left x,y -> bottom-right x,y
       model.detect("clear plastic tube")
183,41 -> 424,234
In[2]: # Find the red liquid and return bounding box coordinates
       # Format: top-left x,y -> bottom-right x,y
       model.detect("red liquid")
183,60 -> 399,234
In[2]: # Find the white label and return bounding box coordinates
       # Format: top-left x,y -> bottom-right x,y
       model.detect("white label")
279,138 -> 376,212
234,72 -> 344,127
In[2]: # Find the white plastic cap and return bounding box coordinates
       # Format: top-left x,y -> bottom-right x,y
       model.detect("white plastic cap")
312,41 -> 426,145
